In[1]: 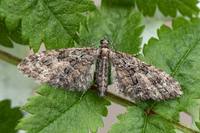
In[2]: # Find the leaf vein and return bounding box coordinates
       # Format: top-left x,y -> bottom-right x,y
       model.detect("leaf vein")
142,114 -> 148,133
171,37 -> 198,77
37,92 -> 87,132
40,0 -> 68,34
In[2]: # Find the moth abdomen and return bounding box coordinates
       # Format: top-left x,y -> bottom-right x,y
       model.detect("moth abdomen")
96,47 -> 110,97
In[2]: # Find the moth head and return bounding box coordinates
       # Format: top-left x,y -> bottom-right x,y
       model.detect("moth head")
100,36 -> 110,48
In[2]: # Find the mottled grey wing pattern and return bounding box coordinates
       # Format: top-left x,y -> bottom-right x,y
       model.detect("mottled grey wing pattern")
18,47 -> 98,91
110,50 -> 183,101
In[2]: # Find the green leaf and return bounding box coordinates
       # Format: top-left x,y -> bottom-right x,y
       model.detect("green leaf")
101,0 -> 135,7
136,0 -> 199,17
0,19 -> 28,47
0,99 -> 23,133
77,1 -> 144,55
195,108 -> 200,130
0,0 -> 96,52
16,84 -> 111,133
137,17 -> 200,121
109,106 -> 175,133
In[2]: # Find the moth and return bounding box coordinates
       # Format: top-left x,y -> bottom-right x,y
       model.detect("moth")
18,32 -> 183,101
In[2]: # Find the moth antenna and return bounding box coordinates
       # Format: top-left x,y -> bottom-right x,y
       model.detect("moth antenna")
76,31 -> 95,47
111,39 -> 121,50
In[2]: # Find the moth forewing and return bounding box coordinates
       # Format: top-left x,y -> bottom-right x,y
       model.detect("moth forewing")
109,50 -> 183,101
18,47 -> 98,91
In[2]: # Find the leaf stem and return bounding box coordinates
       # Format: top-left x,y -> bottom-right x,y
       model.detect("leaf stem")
156,113 -> 200,133
105,91 -> 137,107
105,91 -> 200,133
171,120 -> 200,133
0,50 -> 22,66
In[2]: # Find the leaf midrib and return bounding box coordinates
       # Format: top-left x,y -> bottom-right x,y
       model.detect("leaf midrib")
40,0 -> 68,37
142,114 -> 148,133
171,38 -> 198,77
37,92 -> 88,133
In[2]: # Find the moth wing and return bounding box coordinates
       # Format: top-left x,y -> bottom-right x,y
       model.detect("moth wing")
18,47 -> 98,91
110,50 -> 183,101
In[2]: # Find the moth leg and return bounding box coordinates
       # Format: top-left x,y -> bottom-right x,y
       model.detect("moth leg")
132,53 -> 142,57
79,91 -> 86,99
111,39 -> 121,50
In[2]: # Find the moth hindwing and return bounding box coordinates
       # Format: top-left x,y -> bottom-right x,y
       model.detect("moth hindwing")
18,35 -> 183,101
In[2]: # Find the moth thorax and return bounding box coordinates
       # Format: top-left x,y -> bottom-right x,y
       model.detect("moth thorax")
100,37 -> 110,48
